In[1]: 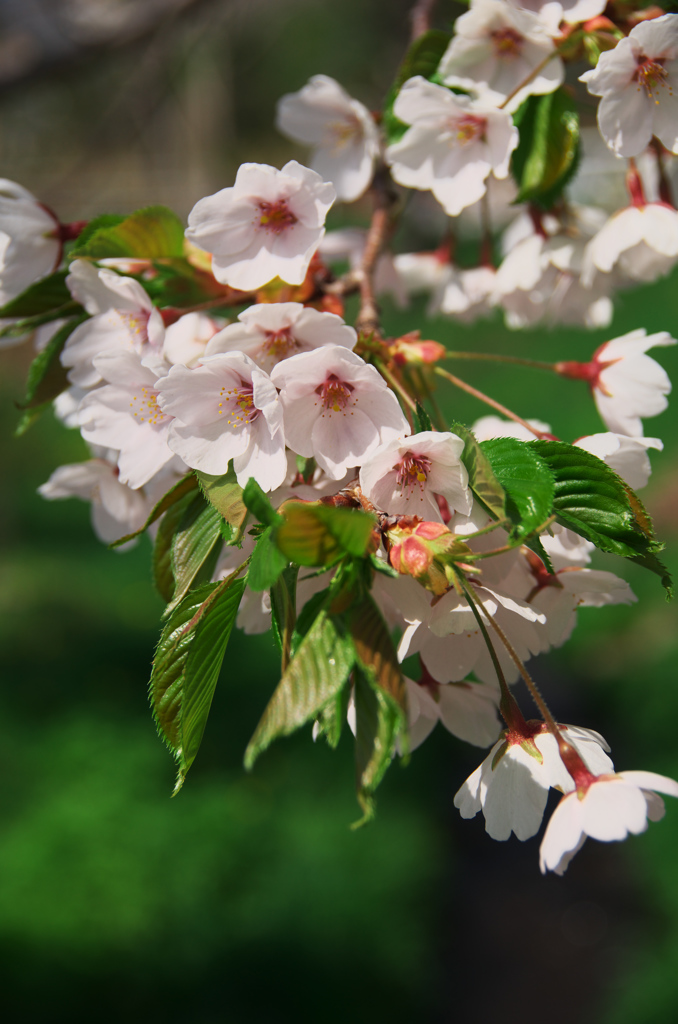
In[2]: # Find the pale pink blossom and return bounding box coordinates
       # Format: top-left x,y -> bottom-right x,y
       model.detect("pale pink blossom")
439,0 -> 563,113
276,75 -> 380,202
163,312 -> 220,367
455,724 -> 614,841
359,430 -> 471,520
508,0 -> 606,26
557,329 -> 676,436
205,301 -> 356,373
580,13 -> 678,157
575,432 -> 663,489
439,266 -> 497,323
157,352 -> 287,491
270,345 -> 409,479
403,672 -> 501,751
185,161 -> 335,291
582,203 -> 678,287
38,452 -> 150,544
540,769 -> 678,874
79,350 -> 176,490
385,77 -> 518,217
62,260 -> 164,389
0,179 -> 61,305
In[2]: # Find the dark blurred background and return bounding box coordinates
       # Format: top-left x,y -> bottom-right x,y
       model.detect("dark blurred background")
1,1 -> 677,1021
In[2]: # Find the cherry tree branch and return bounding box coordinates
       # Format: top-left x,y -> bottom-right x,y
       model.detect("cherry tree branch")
410,0 -> 438,41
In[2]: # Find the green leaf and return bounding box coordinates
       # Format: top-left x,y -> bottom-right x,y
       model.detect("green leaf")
290,587 -> 332,659
152,490 -> 200,602
450,420 -> 506,519
0,270 -> 70,318
248,527 -> 288,592
110,472 -> 199,548
242,477 -> 284,528
347,594 -> 407,723
383,29 -> 452,144
352,666 -> 402,828
529,440 -> 670,591
17,315 -> 88,417
270,565 -> 299,666
244,608 -> 355,769
0,304 -> 81,340
167,495 -> 224,614
511,88 -> 580,208
70,205 -> 185,259
481,437 -> 555,540
141,257 -> 232,308
276,502 -> 375,567
70,214 -> 125,252
196,467 -> 247,543
150,574 -> 246,792
414,401 -> 432,433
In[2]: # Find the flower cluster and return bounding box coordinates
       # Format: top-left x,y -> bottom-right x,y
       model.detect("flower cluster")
1,0 -> 676,877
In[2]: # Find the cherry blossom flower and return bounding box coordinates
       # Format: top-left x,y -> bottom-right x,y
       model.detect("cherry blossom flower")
385,77 -> 518,217
270,345 -> 409,479
582,203 -> 678,287
540,770 -> 678,874
575,432 -> 663,489
439,266 -> 497,323
556,329 -> 676,436
79,351 -> 176,490
455,724 -> 614,841
471,414 -> 551,443
580,13 -> 678,157
163,312 -> 220,368
61,259 -> 164,389
0,179 -> 61,305
205,301 -> 356,373
276,75 -> 380,202
185,161 -> 336,291
508,0 -> 606,26
156,352 -> 287,491
438,0 -> 564,113
359,431 -> 471,520
404,669 -> 501,751
38,451 -> 151,544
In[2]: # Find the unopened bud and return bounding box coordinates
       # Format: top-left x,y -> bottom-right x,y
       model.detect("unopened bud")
390,330 -> 446,367
385,518 -> 470,595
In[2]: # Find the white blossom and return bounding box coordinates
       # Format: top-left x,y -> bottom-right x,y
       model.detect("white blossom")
270,345 -> 409,479
439,0 -> 564,113
582,203 -> 678,287
205,301 -> 356,373
385,77 -> 518,217
276,75 -> 380,202
508,0 -> 606,26
156,352 -> 287,491
403,674 -> 501,751
0,179 -> 61,305
575,432 -> 663,489
61,260 -> 165,389
540,770 -> 678,874
163,312 -> 220,367
359,431 -> 471,520
185,161 -> 335,291
580,13 -> 678,157
455,724 -> 614,841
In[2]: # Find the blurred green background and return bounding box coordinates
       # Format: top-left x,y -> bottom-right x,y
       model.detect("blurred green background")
1,2 -> 677,1021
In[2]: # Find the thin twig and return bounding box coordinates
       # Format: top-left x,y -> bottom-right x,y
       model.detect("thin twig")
434,367 -> 552,438
410,0 -> 437,41
444,351 -> 557,372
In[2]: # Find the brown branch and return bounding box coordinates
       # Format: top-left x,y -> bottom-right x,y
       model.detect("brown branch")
410,0 -> 438,42
354,167 -> 398,338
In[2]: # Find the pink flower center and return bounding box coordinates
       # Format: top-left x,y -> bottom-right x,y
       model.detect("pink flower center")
129,385 -> 167,428
315,373 -> 355,412
119,310 -> 150,346
263,327 -> 298,358
257,199 -> 298,234
448,114 -> 486,146
218,381 -> 258,426
395,451 -> 432,494
634,57 -> 671,100
491,27 -> 523,58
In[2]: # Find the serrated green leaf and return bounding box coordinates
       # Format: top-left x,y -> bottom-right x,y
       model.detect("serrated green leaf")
383,29 -> 452,144
242,477 -> 284,527
525,534 -> 555,575
150,574 -> 246,791
244,609 -> 355,769
0,270 -> 70,318
270,565 -> 299,669
70,205 -> 185,259
153,490 -> 199,602
0,304 -> 81,340
450,420 -> 506,519
248,526 -> 288,592
196,467 -> 247,544
110,472 -> 199,548
511,88 -> 580,207
530,440 -> 669,591
166,494 -> 224,614
414,401 -> 432,433
276,502 -> 375,567
70,214 -> 125,252
352,666 -> 402,828
348,594 -> 407,720
481,437 -> 555,540
290,587 -> 332,659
